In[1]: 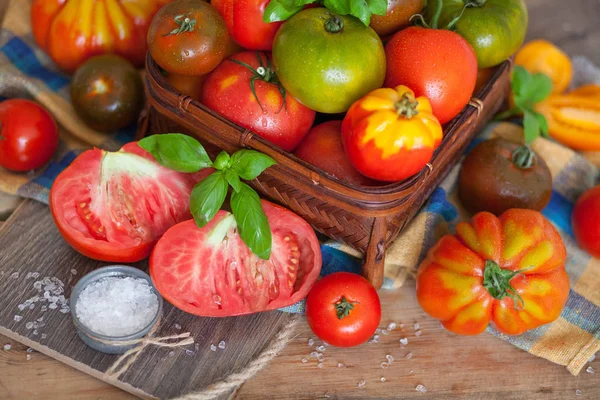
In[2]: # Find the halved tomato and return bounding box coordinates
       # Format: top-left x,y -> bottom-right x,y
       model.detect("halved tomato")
150,200 -> 322,317
50,142 -> 211,263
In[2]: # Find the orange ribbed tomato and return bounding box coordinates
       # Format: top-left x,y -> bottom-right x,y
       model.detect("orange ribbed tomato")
417,209 -> 570,336
31,0 -> 171,74
515,40 -> 572,94
341,85 -> 443,182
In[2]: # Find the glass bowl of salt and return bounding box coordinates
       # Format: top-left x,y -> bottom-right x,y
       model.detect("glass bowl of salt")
70,265 -> 163,354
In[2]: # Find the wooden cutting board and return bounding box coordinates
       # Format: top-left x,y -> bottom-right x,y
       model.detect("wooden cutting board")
0,199 -> 294,400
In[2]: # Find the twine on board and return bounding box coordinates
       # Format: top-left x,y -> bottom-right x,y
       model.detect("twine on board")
91,317 -> 195,380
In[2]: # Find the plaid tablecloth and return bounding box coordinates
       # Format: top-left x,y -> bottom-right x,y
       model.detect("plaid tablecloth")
1,0 -> 598,376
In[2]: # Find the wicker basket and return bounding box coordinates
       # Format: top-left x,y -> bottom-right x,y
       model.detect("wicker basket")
137,53 -> 511,289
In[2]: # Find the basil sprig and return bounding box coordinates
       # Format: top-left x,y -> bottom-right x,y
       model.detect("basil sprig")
139,134 -> 276,260
264,0 -> 387,26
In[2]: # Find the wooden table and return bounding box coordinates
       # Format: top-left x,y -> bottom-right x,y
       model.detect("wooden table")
0,0 -> 599,398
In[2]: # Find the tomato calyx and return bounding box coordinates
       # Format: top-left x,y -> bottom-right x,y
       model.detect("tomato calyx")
464,0 -> 487,7
511,145 -> 537,169
335,296 -> 359,319
483,260 -> 530,310
229,52 -> 287,113
395,92 -> 420,119
410,0 -> 473,30
324,15 -> 344,34
163,13 -> 196,36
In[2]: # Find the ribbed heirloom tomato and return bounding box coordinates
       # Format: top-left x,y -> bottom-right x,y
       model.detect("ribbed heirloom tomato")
31,0 -> 170,73
150,200 -> 322,317
417,209 -> 570,336
50,142 -> 211,262
341,85 -> 443,182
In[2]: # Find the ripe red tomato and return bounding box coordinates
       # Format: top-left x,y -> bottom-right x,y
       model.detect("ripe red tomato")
384,26 -> 478,124
572,186 -> 600,258
50,142 -> 211,262
0,99 -> 59,172
212,0 -> 283,51
294,121 -> 374,186
306,272 -> 381,347
201,51 -> 315,152
150,200 -> 322,317
148,0 -> 230,76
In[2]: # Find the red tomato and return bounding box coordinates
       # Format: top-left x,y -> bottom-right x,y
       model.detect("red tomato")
201,51 -> 315,152
148,0 -> 230,76
572,186 -> 600,258
50,142 -> 211,262
294,121 -> 374,186
306,272 -> 381,347
150,200 -> 322,317
384,26 -> 478,124
31,0 -> 170,73
0,99 -> 59,172
212,0 -> 283,51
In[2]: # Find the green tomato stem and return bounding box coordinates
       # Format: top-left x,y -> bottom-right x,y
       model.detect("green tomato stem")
430,0 -> 444,29
395,93 -> 420,119
163,13 -> 196,36
465,0 -> 487,7
511,145 -> 537,170
335,296 -> 359,319
483,260 -> 529,310
324,15 -> 344,34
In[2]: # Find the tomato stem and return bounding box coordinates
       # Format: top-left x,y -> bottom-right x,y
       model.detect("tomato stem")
395,93 -> 420,119
483,260 -> 530,310
324,16 -> 344,34
511,145 -> 537,169
465,0 -> 487,7
430,0 -> 443,29
335,296 -> 358,319
163,13 -> 196,36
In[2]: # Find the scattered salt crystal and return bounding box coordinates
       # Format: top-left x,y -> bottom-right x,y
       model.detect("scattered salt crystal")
301,358 -> 308,363
33,282 -> 42,291
32,272 -> 40,279
218,340 -> 226,350
33,330 -> 38,335
405,352 -> 413,360
48,303 -> 57,310
399,324 -> 405,329
75,276 -> 159,337
41,306 -> 47,312
26,348 -> 33,353
589,354 -> 596,363
400,338 -> 408,345
25,272 -> 33,279
415,330 -> 422,337
310,351 -> 319,358
25,322 -> 33,330
380,377 -> 386,382
37,317 -> 43,322
576,389 -> 582,396
357,380 -> 366,388
307,338 -> 314,346
29,304 -> 35,310
380,362 -> 389,368
375,328 -> 382,334
169,351 -> 175,357
13,315 -> 22,322
3,344 -> 11,350
409,369 -> 414,375
70,269 -> 77,275
184,350 -> 194,356
316,345 -> 326,352
26,355 -> 32,361
194,343 -> 200,351
210,344 -> 217,351
317,353 -> 325,362
174,323 -> 181,330
415,384 -> 428,393
413,323 -> 420,331
41,334 -> 47,340
387,322 -> 397,331
17,305 -> 26,311
10,272 -> 19,279
373,334 -> 380,341
586,366 -> 595,374
337,362 -> 345,368
323,342 -> 329,347
381,329 -> 389,336
317,363 -> 323,368
386,354 -> 394,363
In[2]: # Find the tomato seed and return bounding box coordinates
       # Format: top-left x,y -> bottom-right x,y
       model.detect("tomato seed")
79,203 -> 86,208
290,258 -> 298,265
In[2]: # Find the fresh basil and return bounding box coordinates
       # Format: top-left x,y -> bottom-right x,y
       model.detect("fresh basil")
190,172 -> 229,228
225,168 -> 242,193
139,134 -> 212,173
231,183 -> 272,260
230,150 -> 277,181
213,150 -> 232,170
263,0 -> 387,26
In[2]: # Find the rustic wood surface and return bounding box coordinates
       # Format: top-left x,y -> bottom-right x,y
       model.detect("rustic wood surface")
0,0 -> 600,399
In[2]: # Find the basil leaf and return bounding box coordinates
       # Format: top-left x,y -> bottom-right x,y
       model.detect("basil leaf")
511,66 -> 531,96
536,112 -> 550,137
213,150 -> 231,171
367,0 -> 388,16
524,73 -> 553,105
350,1 -> 370,25
263,0 -> 305,22
230,150 -> 276,180
190,172 -> 228,228
225,169 -> 242,193
523,109 -> 541,144
324,0 -> 351,15
139,134 -> 212,173
231,183 -> 272,260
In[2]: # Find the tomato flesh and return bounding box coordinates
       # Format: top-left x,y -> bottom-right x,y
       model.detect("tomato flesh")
50,142 -> 210,262
150,200 -> 322,317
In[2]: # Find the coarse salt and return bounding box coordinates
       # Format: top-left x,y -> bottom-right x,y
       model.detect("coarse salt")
316,345 -> 326,352
210,344 -> 217,351
317,363 -> 323,368
415,330 -> 422,337
387,322 -> 397,331
586,366 -> 595,374
75,277 -> 159,337
13,315 -> 22,322
307,338 -> 314,347
301,358 -> 308,363
357,380 -> 366,388
400,338 -> 408,345
380,377 -> 386,382
218,340 -> 226,350
405,352 -> 413,360
415,384 -> 428,393
26,354 -> 32,361
576,389 -> 582,396
413,323 -> 420,331
3,344 -> 11,351
337,362 -> 345,368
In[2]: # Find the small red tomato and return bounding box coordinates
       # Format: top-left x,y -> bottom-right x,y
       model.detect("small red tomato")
384,26 -> 478,124
201,51 -> 315,152
294,121 -> 375,186
0,99 -> 59,172
306,272 -> 381,347
572,186 -> 600,258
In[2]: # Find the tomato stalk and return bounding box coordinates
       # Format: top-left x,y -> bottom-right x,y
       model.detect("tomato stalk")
324,15 -> 344,34
412,0 -> 474,30
511,145 -> 537,169
483,260 -> 529,310
395,93 -> 420,118
335,296 -> 358,319
465,0 -> 487,7
163,14 -> 196,36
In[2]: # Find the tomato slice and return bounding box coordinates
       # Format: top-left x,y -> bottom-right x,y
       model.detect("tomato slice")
50,142 -> 210,262
150,200 -> 322,317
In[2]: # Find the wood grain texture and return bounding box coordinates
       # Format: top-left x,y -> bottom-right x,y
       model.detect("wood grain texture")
0,200 -> 293,400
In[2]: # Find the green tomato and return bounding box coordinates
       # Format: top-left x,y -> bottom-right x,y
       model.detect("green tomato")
426,0 -> 528,68
272,8 -> 386,114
